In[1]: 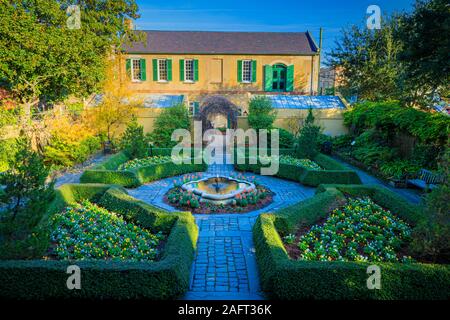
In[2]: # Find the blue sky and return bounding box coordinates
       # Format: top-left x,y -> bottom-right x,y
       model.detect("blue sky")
135,0 -> 416,63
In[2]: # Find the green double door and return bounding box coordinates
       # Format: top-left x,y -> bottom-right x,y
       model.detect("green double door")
272,64 -> 287,92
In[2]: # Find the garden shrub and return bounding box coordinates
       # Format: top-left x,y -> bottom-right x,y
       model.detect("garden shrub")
253,184 -> 450,299
94,152 -> 130,170
42,114 -> 101,168
119,116 -> 149,159
337,101 -> 450,176
135,161 -> 207,184
0,139 -> 55,259
148,104 -> 190,148
80,169 -> 141,188
410,147 -> 450,263
80,151 -> 207,188
234,153 -> 361,187
98,187 -> 177,233
344,101 -> 450,144
296,108 -> 321,159
0,184 -> 198,299
276,128 -> 295,149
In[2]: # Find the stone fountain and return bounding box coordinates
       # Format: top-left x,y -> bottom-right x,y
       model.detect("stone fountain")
181,175 -> 255,204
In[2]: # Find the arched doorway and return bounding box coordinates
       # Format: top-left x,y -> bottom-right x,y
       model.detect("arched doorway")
272,64 -> 287,92
195,96 -> 240,132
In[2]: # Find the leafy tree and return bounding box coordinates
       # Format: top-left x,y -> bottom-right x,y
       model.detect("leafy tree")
86,58 -> 140,148
120,116 -> 149,159
248,96 -> 276,131
295,108 -> 321,159
397,0 -> 450,106
0,0 -> 141,116
149,104 -> 190,148
329,17 -> 403,101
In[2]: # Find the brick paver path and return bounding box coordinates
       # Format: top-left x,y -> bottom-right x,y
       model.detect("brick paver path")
127,145 -> 315,300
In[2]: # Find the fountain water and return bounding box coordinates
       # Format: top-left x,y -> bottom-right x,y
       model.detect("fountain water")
181,175 -> 255,204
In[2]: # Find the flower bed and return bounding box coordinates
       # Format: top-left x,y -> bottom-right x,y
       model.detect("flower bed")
48,200 -> 165,261
253,184 -> 450,300
283,197 -> 413,263
118,155 -> 190,170
278,155 -> 322,170
0,184 -> 198,300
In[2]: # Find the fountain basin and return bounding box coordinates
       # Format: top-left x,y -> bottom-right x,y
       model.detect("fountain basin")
181,176 -> 256,204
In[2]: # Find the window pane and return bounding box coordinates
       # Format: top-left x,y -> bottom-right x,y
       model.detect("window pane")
132,59 -> 141,81
242,60 -> 252,82
185,60 -> 194,81
158,60 -> 167,81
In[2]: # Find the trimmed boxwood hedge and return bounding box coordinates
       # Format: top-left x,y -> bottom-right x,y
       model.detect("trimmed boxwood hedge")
0,184 -> 198,300
254,184 -> 450,300
80,152 -> 207,188
234,153 -> 361,186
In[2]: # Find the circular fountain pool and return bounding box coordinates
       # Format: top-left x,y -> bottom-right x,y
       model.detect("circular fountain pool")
181,176 -> 256,204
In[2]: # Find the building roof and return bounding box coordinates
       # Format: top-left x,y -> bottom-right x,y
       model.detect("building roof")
124,30 -> 319,55
265,95 -> 346,109
141,94 -> 184,108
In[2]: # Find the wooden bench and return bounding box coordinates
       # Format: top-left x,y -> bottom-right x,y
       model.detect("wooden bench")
407,169 -> 444,191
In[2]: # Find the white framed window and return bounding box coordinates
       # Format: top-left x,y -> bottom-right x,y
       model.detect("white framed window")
242,60 -> 252,83
131,58 -> 142,81
158,59 -> 168,81
184,59 -> 194,82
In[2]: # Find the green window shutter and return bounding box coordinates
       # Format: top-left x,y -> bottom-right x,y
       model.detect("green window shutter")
286,65 -> 294,92
251,60 -> 257,82
194,59 -> 199,81
126,59 -> 131,78
179,59 -> 185,81
167,59 -> 172,81
194,102 -> 199,115
152,59 -> 158,81
140,59 -> 146,81
237,60 -> 242,83
264,65 -> 273,92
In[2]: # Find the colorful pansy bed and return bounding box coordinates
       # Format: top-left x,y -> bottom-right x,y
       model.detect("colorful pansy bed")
80,149 -> 207,188
0,183 -> 198,299
254,184 -> 450,300
234,150 -> 362,187
164,173 -> 274,214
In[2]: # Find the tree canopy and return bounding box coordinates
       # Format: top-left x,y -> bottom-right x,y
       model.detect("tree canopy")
0,0 -> 141,110
329,0 -> 449,107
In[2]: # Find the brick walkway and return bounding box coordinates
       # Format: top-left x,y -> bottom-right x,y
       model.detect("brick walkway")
127,152 -> 315,300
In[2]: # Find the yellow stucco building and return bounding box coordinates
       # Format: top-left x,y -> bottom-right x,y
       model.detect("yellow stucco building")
119,30 -> 348,136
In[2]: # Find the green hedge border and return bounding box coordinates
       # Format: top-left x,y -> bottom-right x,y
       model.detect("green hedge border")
234,153 -> 362,186
79,152 -> 207,188
0,183 -> 198,299
253,184 -> 450,300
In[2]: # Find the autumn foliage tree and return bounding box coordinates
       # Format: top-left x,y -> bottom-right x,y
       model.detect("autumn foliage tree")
85,57 -> 141,150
